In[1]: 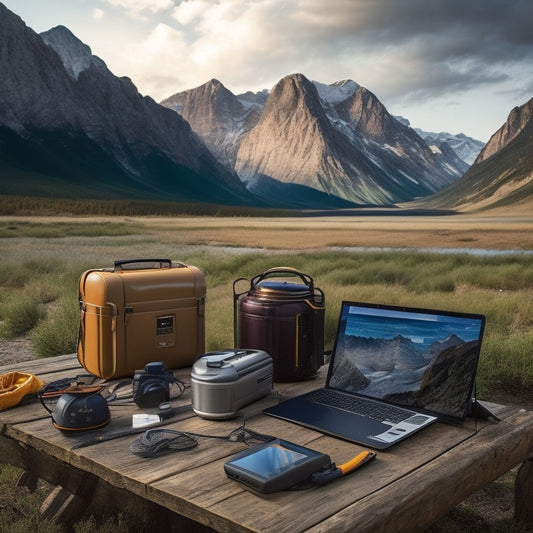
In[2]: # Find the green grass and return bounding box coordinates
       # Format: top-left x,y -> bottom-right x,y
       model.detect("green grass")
0,466 -> 62,533
31,296 -> 80,358
0,463 -> 166,533
0,295 -> 46,338
0,220 -> 143,239
1,241 -> 532,396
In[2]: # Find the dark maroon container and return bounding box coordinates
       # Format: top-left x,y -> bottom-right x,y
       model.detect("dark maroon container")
233,268 -> 325,382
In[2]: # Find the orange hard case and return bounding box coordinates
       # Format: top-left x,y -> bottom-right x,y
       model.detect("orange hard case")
77,259 -> 205,379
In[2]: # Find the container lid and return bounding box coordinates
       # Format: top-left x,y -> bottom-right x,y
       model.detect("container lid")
192,350 -> 272,382
253,280 -> 314,299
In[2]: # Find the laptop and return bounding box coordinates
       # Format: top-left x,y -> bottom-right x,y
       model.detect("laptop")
264,301 -> 485,449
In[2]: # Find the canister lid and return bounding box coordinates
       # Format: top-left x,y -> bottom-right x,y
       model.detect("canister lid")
191,350 -> 272,382
253,281 -> 313,299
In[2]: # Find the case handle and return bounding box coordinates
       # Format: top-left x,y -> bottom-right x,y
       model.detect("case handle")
114,259 -> 172,271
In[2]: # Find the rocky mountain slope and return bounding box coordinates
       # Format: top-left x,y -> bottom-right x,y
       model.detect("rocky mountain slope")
160,79 -> 262,171
0,4 -> 253,206
235,74 -> 406,206
414,129 -> 485,166
163,75 -> 469,207
418,96 -> 533,211
2,2 -> 530,212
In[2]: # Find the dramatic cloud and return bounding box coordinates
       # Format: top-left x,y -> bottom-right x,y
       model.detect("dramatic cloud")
4,0 -> 533,139
131,1 -> 533,96
101,0 -> 174,18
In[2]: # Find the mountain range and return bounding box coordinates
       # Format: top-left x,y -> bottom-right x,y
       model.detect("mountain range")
162,76 -> 469,207
412,129 -> 484,166
418,96 -> 533,212
0,4 -> 253,206
329,331 -> 479,417
0,2 -> 532,211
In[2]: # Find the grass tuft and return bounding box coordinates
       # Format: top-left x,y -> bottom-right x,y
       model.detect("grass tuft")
0,295 -> 46,338
31,297 -> 79,358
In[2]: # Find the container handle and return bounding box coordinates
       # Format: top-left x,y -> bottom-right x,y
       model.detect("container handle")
250,267 -> 314,290
113,259 -> 172,271
232,277 -> 250,347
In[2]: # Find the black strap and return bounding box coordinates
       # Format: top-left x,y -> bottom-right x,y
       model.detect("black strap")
129,420 -> 275,458
70,404 -> 194,449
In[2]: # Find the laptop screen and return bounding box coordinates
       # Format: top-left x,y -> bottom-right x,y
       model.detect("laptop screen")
327,302 -> 485,421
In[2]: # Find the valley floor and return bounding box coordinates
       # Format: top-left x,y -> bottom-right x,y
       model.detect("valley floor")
4,211 -> 532,252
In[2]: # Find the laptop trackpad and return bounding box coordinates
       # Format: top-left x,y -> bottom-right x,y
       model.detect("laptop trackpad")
265,398 -> 391,445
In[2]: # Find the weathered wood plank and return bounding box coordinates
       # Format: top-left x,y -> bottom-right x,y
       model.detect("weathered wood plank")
16,470 -> 38,491
147,417 -> 478,532
515,459 -> 533,526
1,353 -> 82,374
305,409 -> 533,533
0,428 -> 97,492
40,486 -> 89,526
2,392 -> 479,533
2,354 -> 533,533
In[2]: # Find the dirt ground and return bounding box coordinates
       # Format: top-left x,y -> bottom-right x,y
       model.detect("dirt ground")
134,212 -> 533,251
4,211 -> 533,251
0,336 -> 36,365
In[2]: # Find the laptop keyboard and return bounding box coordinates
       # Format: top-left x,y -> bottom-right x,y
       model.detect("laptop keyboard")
307,388 -> 413,424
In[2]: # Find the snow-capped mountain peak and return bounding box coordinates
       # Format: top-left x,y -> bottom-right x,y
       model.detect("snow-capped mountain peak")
313,79 -> 360,104
413,128 -> 485,166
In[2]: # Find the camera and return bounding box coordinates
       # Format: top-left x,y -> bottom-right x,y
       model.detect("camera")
133,362 -> 173,408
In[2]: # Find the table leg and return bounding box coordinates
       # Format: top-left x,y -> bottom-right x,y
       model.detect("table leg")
40,486 -> 87,527
16,469 -> 91,528
16,470 -> 38,492
515,459 -> 533,526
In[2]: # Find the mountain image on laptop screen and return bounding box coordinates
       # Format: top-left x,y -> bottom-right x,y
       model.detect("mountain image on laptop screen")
328,304 -> 484,420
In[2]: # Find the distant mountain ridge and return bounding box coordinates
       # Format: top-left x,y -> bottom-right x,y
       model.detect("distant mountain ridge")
414,129 -> 484,166
162,75 -> 470,207
416,96 -> 533,211
1,2 -> 531,212
0,4 -> 254,206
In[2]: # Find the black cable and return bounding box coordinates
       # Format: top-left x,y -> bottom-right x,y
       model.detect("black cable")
130,419 -> 275,458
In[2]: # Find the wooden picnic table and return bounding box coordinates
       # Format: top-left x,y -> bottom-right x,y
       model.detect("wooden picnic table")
1,353 -> 533,532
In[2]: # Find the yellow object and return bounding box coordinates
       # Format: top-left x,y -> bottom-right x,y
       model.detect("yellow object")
339,450 -> 377,475
0,372 -> 45,411
77,261 -> 206,379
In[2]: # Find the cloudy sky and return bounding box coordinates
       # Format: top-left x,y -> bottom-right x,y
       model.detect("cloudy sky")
4,0 -> 533,141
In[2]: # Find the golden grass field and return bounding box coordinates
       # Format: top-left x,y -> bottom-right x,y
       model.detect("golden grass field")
148,213 -> 533,250
5,211 -> 532,251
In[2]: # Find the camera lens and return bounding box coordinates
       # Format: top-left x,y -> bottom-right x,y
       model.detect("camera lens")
134,379 -> 170,408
